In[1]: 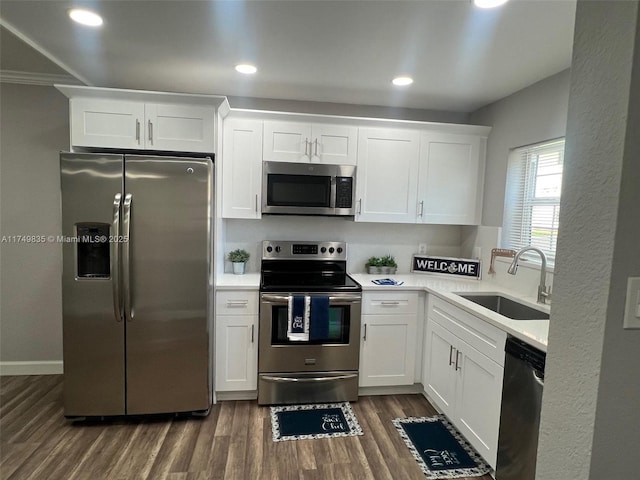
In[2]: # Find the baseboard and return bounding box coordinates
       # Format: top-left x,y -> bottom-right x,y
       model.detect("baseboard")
0,361 -> 63,376
358,383 -> 422,397
215,390 -> 258,401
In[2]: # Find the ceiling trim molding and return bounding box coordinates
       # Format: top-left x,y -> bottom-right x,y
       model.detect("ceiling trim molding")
0,69 -> 84,86
0,18 -> 93,86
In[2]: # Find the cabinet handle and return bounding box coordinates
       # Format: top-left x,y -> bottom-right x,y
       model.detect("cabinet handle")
255,194 -> 259,213
148,120 -> 153,144
455,350 -> 462,371
314,138 -> 319,157
357,198 -> 362,215
418,200 -> 424,217
448,346 -> 454,366
135,120 -> 141,143
304,138 -> 309,157
380,301 -> 400,306
226,300 -> 249,307
251,324 -> 255,343
363,324 -> 367,341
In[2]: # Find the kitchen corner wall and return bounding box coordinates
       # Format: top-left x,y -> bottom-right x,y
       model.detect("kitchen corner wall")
459,69 -> 572,299
223,217 -> 462,275
0,83 -> 68,370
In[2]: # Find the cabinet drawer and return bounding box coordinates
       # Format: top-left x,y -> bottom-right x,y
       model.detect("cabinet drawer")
216,291 -> 259,315
362,292 -> 419,315
429,296 -> 506,366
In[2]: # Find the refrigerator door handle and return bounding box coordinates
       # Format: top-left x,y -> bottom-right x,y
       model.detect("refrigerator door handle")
123,193 -> 133,322
112,193 -> 123,322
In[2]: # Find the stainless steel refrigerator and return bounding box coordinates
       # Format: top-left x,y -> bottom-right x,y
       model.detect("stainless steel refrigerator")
60,152 -> 212,417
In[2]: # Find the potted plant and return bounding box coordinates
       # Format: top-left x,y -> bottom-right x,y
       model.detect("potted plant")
379,254 -> 397,274
365,256 -> 383,274
228,249 -> 250,275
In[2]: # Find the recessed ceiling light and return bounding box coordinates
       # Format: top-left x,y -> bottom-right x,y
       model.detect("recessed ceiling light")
235,64 -> 257,74
392,76 -> 414,86
474,0 -> 510,8
68,8 -> 103,27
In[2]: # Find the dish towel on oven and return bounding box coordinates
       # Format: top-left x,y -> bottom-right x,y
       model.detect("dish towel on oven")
309,296 -> 330,342
288,295 -> 310,341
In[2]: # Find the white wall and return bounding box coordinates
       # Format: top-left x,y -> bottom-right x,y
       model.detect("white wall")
461,70 -> 571,298
223,217 -> 462,275
227,95 -> 470,124
537,2 -> 640,479
470,69 -> 571,227
0,83 -> 68,370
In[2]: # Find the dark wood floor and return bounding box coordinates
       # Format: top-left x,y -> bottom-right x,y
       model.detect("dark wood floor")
1,375 -> 493,480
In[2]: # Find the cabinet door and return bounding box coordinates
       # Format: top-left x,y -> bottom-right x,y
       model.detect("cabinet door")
311,124 -> 358,165
144,103 -> 215,153
359,314 -> 417,387
263,121 -> 312,162
355,128 -> 420,223
221,118 -> 263,219
215,315 -> 257,391
70,98 -> 144,149
418,133 -> 484,225
423,320 -> 457,415
454,342 -> 504,469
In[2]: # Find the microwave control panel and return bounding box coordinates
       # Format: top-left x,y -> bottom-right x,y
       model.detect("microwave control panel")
335,177 -> 353,208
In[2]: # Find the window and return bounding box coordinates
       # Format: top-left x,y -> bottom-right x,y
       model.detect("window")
502,139 -> 565,264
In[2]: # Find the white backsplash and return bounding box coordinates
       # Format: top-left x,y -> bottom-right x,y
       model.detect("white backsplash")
461,225 -> 555,300
223,216 -> 463,274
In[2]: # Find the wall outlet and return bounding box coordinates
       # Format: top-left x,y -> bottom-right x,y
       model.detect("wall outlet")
418,243 -> 428,254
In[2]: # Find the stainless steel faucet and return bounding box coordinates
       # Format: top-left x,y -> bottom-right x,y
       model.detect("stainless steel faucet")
508,246 -> 552,304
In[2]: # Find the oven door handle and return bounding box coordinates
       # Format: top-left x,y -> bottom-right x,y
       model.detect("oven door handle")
260,294 -> 361,305
261,374 -> 358,383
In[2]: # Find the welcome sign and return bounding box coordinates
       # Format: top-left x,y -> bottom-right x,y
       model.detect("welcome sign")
412,255 -> 481,279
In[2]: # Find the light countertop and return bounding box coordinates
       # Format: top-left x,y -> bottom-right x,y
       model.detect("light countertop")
216,273 -> 261,290
351,273 -> 550,352
214,272 -> 550,351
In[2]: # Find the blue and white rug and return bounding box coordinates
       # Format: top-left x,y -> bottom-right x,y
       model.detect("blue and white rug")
270,402 -> 364,442
393,414 -> 491,479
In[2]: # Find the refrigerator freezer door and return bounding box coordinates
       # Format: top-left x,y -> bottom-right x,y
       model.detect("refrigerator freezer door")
60,153 -> 126,416
124,156 -> 211,414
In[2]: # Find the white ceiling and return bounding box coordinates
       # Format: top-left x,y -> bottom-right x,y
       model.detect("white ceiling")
0,0 -> 576,113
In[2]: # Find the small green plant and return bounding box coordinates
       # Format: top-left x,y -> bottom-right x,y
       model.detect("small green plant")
380,255 -> 397,268
365,256 -> 383,267
228,249 -> 250,263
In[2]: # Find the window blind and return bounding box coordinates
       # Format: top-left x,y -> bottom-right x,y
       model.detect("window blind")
502,139 -> 565,264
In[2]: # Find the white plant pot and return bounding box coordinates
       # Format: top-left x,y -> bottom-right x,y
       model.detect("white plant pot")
232,262 -> 246,275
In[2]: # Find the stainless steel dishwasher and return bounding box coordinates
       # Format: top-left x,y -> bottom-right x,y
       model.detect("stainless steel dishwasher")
495,336 -> 546,480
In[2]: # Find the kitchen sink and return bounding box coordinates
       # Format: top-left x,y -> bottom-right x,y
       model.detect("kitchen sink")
456,294 -> 550,320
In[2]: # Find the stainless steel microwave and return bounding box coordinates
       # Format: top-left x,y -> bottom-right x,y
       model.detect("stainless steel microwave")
262,161 -> 356,216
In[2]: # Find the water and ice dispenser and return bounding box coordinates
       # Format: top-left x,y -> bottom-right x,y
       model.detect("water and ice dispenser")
76,223 -> 110,278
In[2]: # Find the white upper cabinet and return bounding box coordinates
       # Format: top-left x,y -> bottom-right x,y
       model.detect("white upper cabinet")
263,120 -> 357,165
70,98 -> 215,153
417,132 -> 485,225
58,85 -> 224,153
221,118 -> 263,219
355,127 -> 420,223
70,98 -> 145,150
144,103 -> 215,153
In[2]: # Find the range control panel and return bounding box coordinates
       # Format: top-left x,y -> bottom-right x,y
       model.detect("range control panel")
262,240 -> 347,261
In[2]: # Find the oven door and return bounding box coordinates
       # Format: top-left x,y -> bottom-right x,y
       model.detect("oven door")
258,292 -> 361,374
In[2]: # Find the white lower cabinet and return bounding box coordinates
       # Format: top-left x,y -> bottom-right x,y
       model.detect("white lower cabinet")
359,292 -> 419,387
423,296 -> 506,469
215,291 -> 258,392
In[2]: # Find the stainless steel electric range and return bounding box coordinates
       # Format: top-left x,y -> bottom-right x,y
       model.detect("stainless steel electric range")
258,240 -> 362,405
